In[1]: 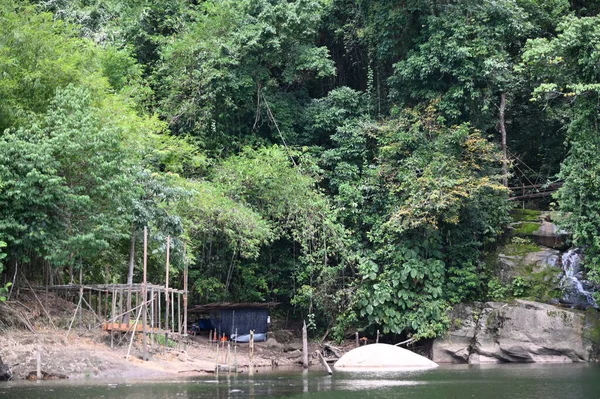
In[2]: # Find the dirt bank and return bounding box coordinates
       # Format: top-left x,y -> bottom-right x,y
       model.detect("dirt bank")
0,291 -> 339,380
0,328 -> 321,380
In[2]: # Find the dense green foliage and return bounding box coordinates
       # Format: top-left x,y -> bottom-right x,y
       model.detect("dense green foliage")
522,15 -> 600,283
1,0 -> 599,339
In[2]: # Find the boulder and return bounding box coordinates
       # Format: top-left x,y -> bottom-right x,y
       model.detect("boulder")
334,343 -> 438,370
433,300 -> 593,364
265,338 -> 282,350
0,364 -> 12,381
531,220 -> 569,250
270,330 -> 294,344
430,303 -> 481,364
282,342 -> 302,352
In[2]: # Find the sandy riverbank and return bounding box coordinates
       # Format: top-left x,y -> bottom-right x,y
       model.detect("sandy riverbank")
0,291 -> 346,379
0,328 -> 322,380
0,291 -> 336,381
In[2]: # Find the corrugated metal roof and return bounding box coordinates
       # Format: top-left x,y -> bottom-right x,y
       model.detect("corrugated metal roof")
189,302 -> 279,312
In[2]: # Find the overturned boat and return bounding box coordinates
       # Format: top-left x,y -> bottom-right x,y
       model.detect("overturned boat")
334,343 -> 438,371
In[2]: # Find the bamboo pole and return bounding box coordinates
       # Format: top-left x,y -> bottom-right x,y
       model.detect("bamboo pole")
111,289 -> 116,348
119,289 -> 124,324
96,292 -> 100,317
165,235 -> 170,332
80,294 -> 103,324
151,287 -> 155,349
171,291 -> 175,332
87,289 -> 92,317
234,328 -> 238,371
65,294 -> 83,341
177,293 -> 181,334
226,341 -> 231,374
126,304 -> 144,360
104,290 -> 108,319
142,226 -> 148,361
215,340 -> 220,376
158,290 -> 162,331
302,321 -> 308,368
183,242 -> 188,336
250,330 -> 254,363
78,269 -> 83,330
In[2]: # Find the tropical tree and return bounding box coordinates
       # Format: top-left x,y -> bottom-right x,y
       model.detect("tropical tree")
523,15 -> 600,282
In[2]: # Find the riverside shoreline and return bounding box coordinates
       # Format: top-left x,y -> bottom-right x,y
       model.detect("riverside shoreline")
0,329 -> 316,381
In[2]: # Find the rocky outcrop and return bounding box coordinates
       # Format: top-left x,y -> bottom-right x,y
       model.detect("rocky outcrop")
433,300 -> 595,364
532,220 -> 569,250
0,357 -> 13,381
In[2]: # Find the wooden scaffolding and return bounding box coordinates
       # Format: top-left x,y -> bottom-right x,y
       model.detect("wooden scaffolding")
38,229 -> 189,360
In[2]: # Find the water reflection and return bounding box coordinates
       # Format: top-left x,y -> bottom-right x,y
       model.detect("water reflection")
1,364 -> 599,399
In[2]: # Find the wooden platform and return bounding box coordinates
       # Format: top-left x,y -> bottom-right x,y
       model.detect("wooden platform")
102,322 -> 162,333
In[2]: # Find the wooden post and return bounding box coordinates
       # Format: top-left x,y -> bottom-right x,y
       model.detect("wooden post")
111,289 -> 116,348
177,293 -> 181,334
158,288 -> 162,331
171,291 -> 175,332
78,268 -> 83,331
119,289 -> 124,325
234,328 -> 238,371
165,235 -> 170,332
87,289 -> 92,318
96,292 -> 101,318
215,339 -> 220,376
65,295 -> 82,341
302,321 -> 308,369
36,348 -> 41,380
316,350 -> 332,375
227,341 -> 231,374
104,290 -> 108,320
183,242 -> 188,336
250,330 -> 255,363
150,287 -> 155,349
355,332 -> 359,348
126,305 -> 144,360
142,226 -> 148,361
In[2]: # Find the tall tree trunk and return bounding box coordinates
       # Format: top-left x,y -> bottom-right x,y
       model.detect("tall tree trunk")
499,92 -> 508,187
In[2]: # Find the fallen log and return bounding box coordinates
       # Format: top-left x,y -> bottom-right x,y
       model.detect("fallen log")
25,371 -> 68,381
316,350 -> 333,375
323,343 -> 342,358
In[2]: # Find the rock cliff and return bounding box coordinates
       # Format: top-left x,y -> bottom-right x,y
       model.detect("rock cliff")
432,300 -> 598,364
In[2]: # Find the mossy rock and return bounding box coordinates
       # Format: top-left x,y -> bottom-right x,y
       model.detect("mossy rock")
584,309 -> 600,361
512,222 -> 541,236
510,209 -> 542,223
501,241 -> 542,257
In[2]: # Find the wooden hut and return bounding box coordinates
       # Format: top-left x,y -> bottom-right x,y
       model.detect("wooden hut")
189,302 -> 278,339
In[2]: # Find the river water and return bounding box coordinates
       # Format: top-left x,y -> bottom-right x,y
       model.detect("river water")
1,364 -> 599,399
